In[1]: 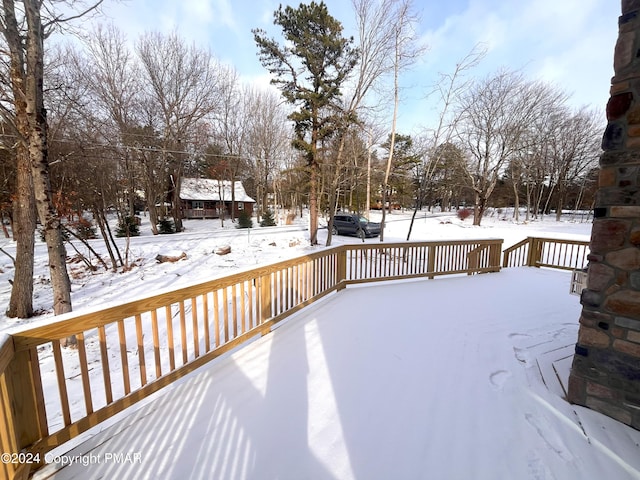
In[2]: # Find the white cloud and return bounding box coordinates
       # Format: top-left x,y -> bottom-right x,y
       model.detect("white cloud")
237,71 -> 276,93
418,0 -> 616,106
181,0 -> 238,31
183,0 -> 215,22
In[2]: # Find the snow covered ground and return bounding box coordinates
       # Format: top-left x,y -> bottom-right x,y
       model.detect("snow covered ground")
33,267 -> 640,480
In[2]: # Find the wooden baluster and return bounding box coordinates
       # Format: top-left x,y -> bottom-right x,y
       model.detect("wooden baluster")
151,310 -> 162,378
76,332 -> 93,415
52,341 -> 71,426
179,301 -> 188,364
135,314 -> 147,387
98,326 -> 113,404
203,293 -> 211,352
192,298 -> 200,358
166,305 -> 175,372
117,320 -> 131,395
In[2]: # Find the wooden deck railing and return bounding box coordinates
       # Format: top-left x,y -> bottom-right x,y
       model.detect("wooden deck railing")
0,238 -> 502,479
502,236 -> 590,271
183,208 -> 220,219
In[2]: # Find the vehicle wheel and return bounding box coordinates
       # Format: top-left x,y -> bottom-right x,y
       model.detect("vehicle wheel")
356,229 -> 365,240
332,226 -> 339,235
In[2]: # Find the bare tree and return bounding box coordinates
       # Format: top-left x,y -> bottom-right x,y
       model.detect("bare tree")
548,107 -> 601,221
136,31 -> 221,232
455,71 -> 564,225
212,65 -> 247,222
406,44 -> 485,239
506,154 -> 526,221
506,99 -> 598,222
244,86 -> 291,221
379,0 -> 424,241
1,0 -> 103,320
323,0 -> 403,246
56,26 -> 150,265
78,24 -> 151,229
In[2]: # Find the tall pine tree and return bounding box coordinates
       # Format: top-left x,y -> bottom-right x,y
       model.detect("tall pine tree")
253,1 -> 357,245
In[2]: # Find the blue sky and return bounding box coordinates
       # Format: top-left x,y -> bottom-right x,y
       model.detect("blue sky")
97,0 -> 618,135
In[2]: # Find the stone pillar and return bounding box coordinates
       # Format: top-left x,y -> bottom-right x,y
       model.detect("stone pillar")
567,0 -> 640,428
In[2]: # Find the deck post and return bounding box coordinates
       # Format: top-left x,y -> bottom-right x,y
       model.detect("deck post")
427,245 -> 436,279
526,237 -> 542,267
467,248 -> 479,275
259,273 -> 272,325
490,241 -> 502,272
336,247 -> 347,289
5,348 -> 45,455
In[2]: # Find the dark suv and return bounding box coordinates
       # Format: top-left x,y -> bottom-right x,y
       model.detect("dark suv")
332,213 -> 381,239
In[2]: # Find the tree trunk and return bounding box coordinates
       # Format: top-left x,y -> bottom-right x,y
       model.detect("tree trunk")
555,187 -> 566,221
542,182 -> 555,218
380,21 -> 402,243
473,193 -> 486,226
0,210 -> 9,238
231,173 -> 236,222
30,123 -> 72,317
93,206 -> 118,270
216,181 -> 225,227
4,0 -> 72,322
308,109 -> 319,246
512,180 -> 520,222
4,0 -> 35,319
325,131 -> 348,247
442,189 -> 451,212
406,203 -> 419,241
309,161 -> 319,245
366,133 -> 372,218
263,164 -> 269,218
147,201 -> 159,235
24,0 -> 72,318
525,181 -> 532,221
7,145 -> 35,318
169,170 -> 184,232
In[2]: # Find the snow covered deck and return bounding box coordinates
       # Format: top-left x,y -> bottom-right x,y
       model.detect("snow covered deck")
34,268 -> 640,480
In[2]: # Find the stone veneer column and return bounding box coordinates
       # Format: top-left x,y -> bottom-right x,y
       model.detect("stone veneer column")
567,0 -> 640,428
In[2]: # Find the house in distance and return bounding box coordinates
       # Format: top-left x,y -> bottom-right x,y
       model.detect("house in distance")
180,177 -> 255,219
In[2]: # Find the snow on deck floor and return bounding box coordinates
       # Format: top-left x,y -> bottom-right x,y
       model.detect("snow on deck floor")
35,268 -> 640,480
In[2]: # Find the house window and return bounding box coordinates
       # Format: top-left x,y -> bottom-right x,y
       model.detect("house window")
192,201 -> 204,210
238,202 -> 244,210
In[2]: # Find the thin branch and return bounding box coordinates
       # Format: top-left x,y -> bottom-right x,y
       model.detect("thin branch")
0,246 -> 15,265
42,0 -> 105,32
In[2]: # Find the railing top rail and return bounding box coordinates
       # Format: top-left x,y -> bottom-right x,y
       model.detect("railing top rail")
343,238 -> 504,250
10,238 -> 503,351
532,237 -> 590,245
504,236 -> 590,251
10,248 -> 341,348
502,236 -> 590,269
503,238 -> 531,252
